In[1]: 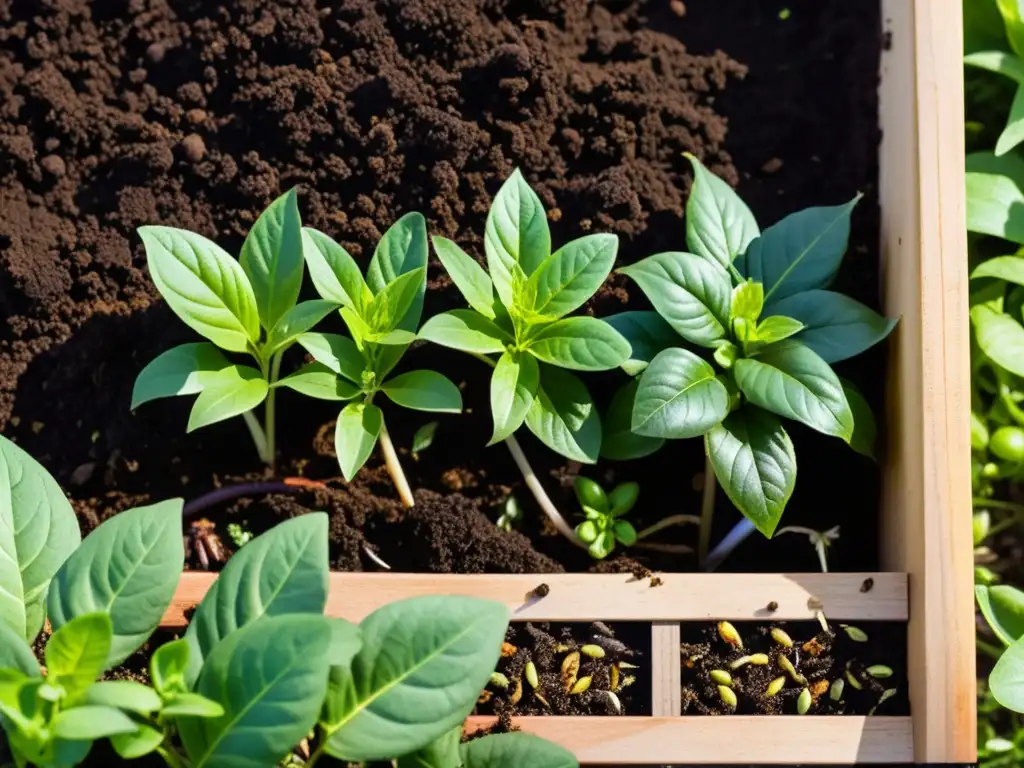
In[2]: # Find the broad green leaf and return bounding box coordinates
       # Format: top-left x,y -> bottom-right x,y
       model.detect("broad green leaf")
998,86 -> 1024,156
600,380 -> 665,461
619,252 -> 731,347
265,300 -> 339,354
131,343 -> 231,409
84,681 -> 162,715
180,614 -> 331,768
150,638 -> 190,696
460,732 -> 579,768
46,613 -> 112,704
161,692 -> 226,718
706,407 -> 796,537
485,170 -> 551,307
302,228 -> 372,311
731,280 -> 764,324
240,188 -> 304,330
972,255 -> 1024,285
767,290 -> 897,363
973,303 -> 1024,377
186,365 -> 269,433
382,371 -> 462,413
527,317 -> 631,371
603,311 -> 678,376
978,584 -> 1024,645
53,706 -> 139,741
372,329 -> 417,346
184,514 -> 329,688
741,199 -> 858,303
991,635 -> 1024,712
631,348 -> 729,438
0,621 -> 39,677
432,236 -> 495,318
397,726 -> 462,768
418,310 -> 511,354
965,51 -> 1024,83
274,363 -> 361,401
322,596 -> 509,761
490,351 -> 540,444
139,226 -> 260,353
529,234 -> 617,318
327,618 -> 364,668
298,332 -> 366,383
754,316 -> 805,345
412,422 -> 439,455
998,0 -> 1024,58
525,367 -> 602,463
966,171 -> 1024,243
841,379 -> 877,460
111,725 -> 165,760
684,153 -> 760,269
335,403 -> 383,481
968,149 -> 1024,185
368,213 -> 429,329
0,435 -> 80,642
367,268 -> 427,333
48,500 -> 184,669
734,341 -> 853,440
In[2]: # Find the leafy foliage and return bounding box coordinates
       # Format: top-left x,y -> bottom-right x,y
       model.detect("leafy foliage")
571,477 -> 639,559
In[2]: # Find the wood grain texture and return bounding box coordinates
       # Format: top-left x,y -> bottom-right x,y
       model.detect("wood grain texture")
651,621 -> 682,716
462,716 -> 913,764
161,572 -> 907,627
878,0 -> 975,762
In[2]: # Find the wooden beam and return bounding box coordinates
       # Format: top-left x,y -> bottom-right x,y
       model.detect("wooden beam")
162,571 -> 908,628
650,621 -> 681,716
463,716 -> 913,764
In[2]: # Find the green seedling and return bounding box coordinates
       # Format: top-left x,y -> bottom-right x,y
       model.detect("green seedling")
572,476 -> 639,559
132,190 -> 336,471
496,495 -> 524,531
283,213 -> 461,508
0,438 -> 577,768
609,154 -> 896,561
411,420 -> 439,458
776,524 -> 841,572
419,169 -> 630,545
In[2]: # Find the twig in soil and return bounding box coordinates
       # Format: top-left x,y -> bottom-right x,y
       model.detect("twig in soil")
181,477 -> 327,520
362,544 -> 392,570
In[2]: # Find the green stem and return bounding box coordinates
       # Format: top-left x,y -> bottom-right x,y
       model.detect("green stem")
242,410 -> 272,465
974,497 -> 1024,515
265,351 -> 283,473
978,637 -> 1005,661
379,419 -> 415,508
637,514 -> 701,540
728,263 -> 744,284
698,452 -> 716,566
305,727 -> 329,767
156,745 -> 189,768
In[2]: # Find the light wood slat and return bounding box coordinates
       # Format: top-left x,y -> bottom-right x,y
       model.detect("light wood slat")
650,622 -> 681,716
462,716 -> 913,764
162,572 -> 907,628
878,0 -> 975,762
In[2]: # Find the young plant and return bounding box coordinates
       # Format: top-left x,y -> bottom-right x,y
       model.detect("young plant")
572,477 -> 638,559
281,213 -> 462,508
131,190 -> 336,471
977,583 -> 1024,715
607,155 -> 896,561
419,169 -> 631,543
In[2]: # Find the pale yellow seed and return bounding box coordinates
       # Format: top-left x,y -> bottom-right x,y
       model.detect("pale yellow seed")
535,691 -> 551,708
718,621 -> 743,649
619,661 -> 639,670
610,664 -> 620,692
797,687 -> 812,714
749,653 -> 770,665
580,644 -> 606,659
765,676 -> 786,697
570,676 -> 592,695
560,651 -> 580,692
718,685 -> 738,711
778,654 -> 806,685
729,655 -> 754,670
525,661 -> 539,689
710,669 -> 732,686
489,672 -> 509,689
770,628 -> 794,648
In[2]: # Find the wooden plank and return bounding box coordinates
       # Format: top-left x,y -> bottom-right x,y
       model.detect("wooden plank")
650,622 -> 681,716
878,0 -> 975,762
162,572 -> 908,628
463,716 -> 913,764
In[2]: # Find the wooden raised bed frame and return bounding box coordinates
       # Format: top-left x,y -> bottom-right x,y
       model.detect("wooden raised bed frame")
163,0 -> 975,763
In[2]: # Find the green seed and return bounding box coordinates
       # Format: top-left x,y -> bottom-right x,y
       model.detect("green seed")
778,654 -> 806,685
489,672 -> 509,689
710,669 -> 732,686
797,687 -> 812,714
866,665 -> 893,679
749,653 -> 770,665
525,661 -> 539,689
770,628 -> 794,648
729,655 -> 754,670
765,676 -> 786,697
718,621 -> 743,649
829,678 -> 845,701
845,669 -> 863,690
843,625 -> 868,642
570,676 -> 592,695
619,661 -> 639,670
868,688 -> 897,716
580,644 -> 606,659
718,685 -> 737,711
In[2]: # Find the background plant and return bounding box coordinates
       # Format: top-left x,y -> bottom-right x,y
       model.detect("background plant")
283,213 -> 462,508
419,169 -> 630,546
131,189 -> 336,471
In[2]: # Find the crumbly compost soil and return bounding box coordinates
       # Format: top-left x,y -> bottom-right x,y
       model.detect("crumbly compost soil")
0,0 -> 886,577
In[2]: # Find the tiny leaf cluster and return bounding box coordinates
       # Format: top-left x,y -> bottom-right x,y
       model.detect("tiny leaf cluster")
571,477 -> 639,559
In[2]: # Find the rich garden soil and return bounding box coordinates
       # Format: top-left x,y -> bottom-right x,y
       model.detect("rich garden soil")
0,0 -> 884,575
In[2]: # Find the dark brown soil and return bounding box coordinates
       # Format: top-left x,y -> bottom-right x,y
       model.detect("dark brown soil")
0,0 -> 885,577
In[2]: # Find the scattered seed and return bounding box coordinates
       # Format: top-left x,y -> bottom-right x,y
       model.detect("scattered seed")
830,678 -> 845,701
765,676 -> 786,697
771,628 -> 794,648
729,655 -> 754,670
592,621 -> 616,638
525,661 -> 539,689
718,621 -> 743,649
580,644 -> 606,659
535,691 -> 551,708
604,690 -> 622,713
866,665 -> 893,679
843,626 -> 869,642
766,600 -> 779,612
478,689 -> 493,704
797,687 -> 812,714
778,654 -> 807,685
718,685 -> 737,711
501,642 -> 518,658
749,653 -> 770,665
526,583 -> 550,600
561,652 -> 581,692
610,664 -> 620,691
489,672 -> 509,689
868,688 -> 897,715
860,577 -> 874,593
649,575 -> 664,588
845,669 -> 863,690
807,595 -> 823,610
710,669 -> 732,686
570,676 -> 592,695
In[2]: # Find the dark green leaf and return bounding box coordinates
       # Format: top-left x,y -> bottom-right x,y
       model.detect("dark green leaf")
298,332 -> 366,383
302,228 -> 372,311
631,348 -> 730,439
767,290 -> 896,363
529,234 -> 617,318
240,188 -> 304,330
973,303 -> 1024,377
432,236 -> 495,319
484,169 -> 551,307
418,310 -> 511,354
978,584 -> 1024,645
600,380 -> 665,461
841,379 -> 877,460
490,351 -> 540,444
527,317 -> 631,371
603,311 -> 678,376
131,343 -> 231,409
186,365 -> 269,433
525,366 -> 602,463
383,371 -> 462,413
274,363 -> 361,401
46,613 -> 113,704
460,732 -> 579,768
397,726 -> 462,768
684,153 -> 760,270
368,213 -> 429,329
991,634 -> 1024,711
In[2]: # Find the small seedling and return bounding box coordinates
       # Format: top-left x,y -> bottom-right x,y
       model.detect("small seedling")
497,495 -> 524,531
572,477 -> 639,559
411,420 -> 439,459
226,522 -> 253,549
132,190 -> 337,471
777,524 -> 841,572
283,214 -> 462,508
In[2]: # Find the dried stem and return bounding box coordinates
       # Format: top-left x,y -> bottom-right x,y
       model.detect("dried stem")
504,434 -> 584,549
379,421 -> 415,508
698,452 -> 717,566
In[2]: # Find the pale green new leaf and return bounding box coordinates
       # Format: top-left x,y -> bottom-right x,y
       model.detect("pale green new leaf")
489,351 -> 540,444
485,170 -> 551,307
432,236 -> 495,318
368,213 -> 429,329
0,435 -> 80,642
600,380 -> 665,461
46,613 -> 112,704
302,228 -> 372,311
706,407 -> 796,537
336,403 -> 383,481
418,310 -> 511,354
53,706 -> 139,741
998,0 -> 1024,58
972,303 -> 1024,377
731,280 -> 764,325
266,300 -> 339,354
161,691 -> 227,718
734,341 -> 853,440
382,371 -> 462,413
186,365 -> 269,433
367,268 -> 427,334
529,233 -> 617,318
991,635 -> 1024,712
525,366 -> 602,463
603,311 -> 678,376
972,255 -> 1024,285
754,316 -> 805,345
274,363 -> 361,401
527,317 -> 631,371
460,732 -> 579,768
977,584 -> 1024,645
767,290 -> 896,363
47,500 -> 184,669
131,343 -> 231,409
684,153 -> 760,269
139,226 -> 260,353
239,188 -> 304,330
631,348 -> 729,439
965,50 -> 1024,84
184,514 -> 328,688
619,252 -> 731,347
84,681 -> 162,715
150,639 -> 189,696
297,332 -> 366,383
111,724 -> 166,760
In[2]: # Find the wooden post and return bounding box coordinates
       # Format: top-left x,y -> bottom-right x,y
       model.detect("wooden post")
651,621 -> 681,716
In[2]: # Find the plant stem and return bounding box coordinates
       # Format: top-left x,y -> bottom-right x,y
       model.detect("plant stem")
156,745 -> 189,768
697,452 -> 716,566
977,637 -> 1005,661
242,410 -> 272,465
636,514 -> 701,540
974,497 -> 1024,515
265,351 -> 283,473
505,434 -> 584,548
379,421 -> 415,508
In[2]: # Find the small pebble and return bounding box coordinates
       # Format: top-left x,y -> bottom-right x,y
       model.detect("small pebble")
670,0 -> 686,16
40,155 -> 65,178
186,108 -> 207,125
181,134 -> 206,163
761,157 -> 784,174
146,42 -> 166,63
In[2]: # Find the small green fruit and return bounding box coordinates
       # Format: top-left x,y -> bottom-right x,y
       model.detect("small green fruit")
973,511 -> 990,547
992,426 -> 1024,462
574,477 -> 608,513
